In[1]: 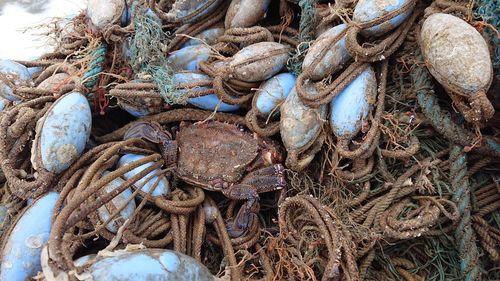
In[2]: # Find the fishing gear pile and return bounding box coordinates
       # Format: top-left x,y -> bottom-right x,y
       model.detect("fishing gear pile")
0,0 -> 499,280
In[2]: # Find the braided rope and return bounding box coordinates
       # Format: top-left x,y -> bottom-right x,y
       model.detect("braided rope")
82,41 -> 107,89
449,146 -> 481,281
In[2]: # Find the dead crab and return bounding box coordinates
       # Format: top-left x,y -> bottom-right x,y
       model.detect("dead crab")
124,120 -> 286,237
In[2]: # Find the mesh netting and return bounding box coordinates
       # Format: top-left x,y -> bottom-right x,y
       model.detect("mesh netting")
130,7 -> 186,105
474,0 -> 500,76
286,0 -> 318,75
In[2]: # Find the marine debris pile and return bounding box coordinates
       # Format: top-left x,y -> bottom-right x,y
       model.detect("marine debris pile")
0,0 -> 499,280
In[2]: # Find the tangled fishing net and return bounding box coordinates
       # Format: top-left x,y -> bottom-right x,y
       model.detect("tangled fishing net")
0,0 -> 498,280
130,5 -> 185,105
474,0 -> 500,76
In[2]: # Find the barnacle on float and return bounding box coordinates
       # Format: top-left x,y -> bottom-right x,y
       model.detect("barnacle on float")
280,85 -> 327,171
31,92 -> 91,174
229,42 -> 291,82
0,60 -> 32,102
302,24 -> 350,80
420,13 -> 494,124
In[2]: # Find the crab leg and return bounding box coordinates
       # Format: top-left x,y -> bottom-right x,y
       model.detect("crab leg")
222,165 -> 286,237
241,164 -> 286,192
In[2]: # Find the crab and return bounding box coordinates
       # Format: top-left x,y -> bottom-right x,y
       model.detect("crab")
124,120 -> 286,237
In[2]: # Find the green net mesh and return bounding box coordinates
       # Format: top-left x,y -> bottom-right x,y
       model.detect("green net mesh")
130,6 -> 187,105
474,0 -> 500,77
286,0 -> 318,75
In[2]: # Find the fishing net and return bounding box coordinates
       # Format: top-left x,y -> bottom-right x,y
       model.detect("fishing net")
0,0 -> 499,280
474,0 -> 500,76
129,5 -> 186,105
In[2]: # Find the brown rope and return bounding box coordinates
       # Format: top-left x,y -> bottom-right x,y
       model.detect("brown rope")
199,60 -> 260,105
205,195 -> 242,280
190,205 -> 206,261
218,26 -> 274,46
245,108 -> 280,137
97,108 -> 245,142
48,139 -> 162,270
266,25 -> 299,47
279,195 -> 359,281
345,6 -> 421,62
351,150 -> 450,229
335,156 -> 375,181
380,196 -> 459,240
380,134 -> 420,159
297,61 -> 370,108
0,96 -> 56,199
472,215 -> 500,263
154,186 -> 205,215
286,133 -> 326,172
166,8 -> 227,52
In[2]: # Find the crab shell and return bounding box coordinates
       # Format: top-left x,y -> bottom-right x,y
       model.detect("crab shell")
0,60 -> 31,101
176,122 -> 281,189
167,45 -> 212,71
280,86 -> 327,153
229,42 -> 291,82
166,0 -> 224,23
225,0 -> 271,29
96,171 -> 136,234
302,24 -> 351,80
330,66 -> 377,139
0,192 -> 59,281
72,249 -> 216,280
420,13 -> 492,96
117,154 -> 170,198
254,72 -> 296,118
31,92 -> 91,174
174,72 -> 240,112
353,0 -> 414,37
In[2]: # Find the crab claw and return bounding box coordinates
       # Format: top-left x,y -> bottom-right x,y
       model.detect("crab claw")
124,121 -> 177,166
226,212 -> 258,238
222,164 -> 286,238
